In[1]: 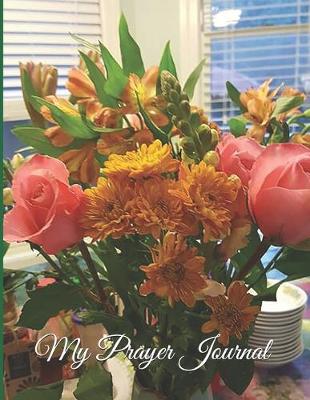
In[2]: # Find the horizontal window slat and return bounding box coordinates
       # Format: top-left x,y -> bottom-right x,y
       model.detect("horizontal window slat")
4,21 -> 101,34
4,44 -> 86,56
5,0 -> 99,13
4,33 -> 98,45
4,10 -> 100,24
4,55 -> 79,65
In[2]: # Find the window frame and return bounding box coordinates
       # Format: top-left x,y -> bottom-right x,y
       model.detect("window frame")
3,0 -> 121,122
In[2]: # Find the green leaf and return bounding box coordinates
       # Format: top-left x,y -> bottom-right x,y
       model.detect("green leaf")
14,381 -> 63,400
12,126 -> 86,157
226,81 -> 246,111
74,364 -> 113,400
18,283 -> 87,330
119,13 -> 145,77
76,310 -> 134,336
219,358 -> 254,395
79,51 -> 117,108
159,41 -> 177,78
136,95 -> 168,143
271,96 -> 305,117
3,241 -> 10,257
183,59 -> 205,99
232,227 -> 261,272
99,42 -> 128,98
31,97 -> 97,139
20,69 -> 41,113
228,115 -> 247,137
132,384 -> 162,400
70,33 -> 100,53
12,126 -> 64,157
273,248 -> 310,280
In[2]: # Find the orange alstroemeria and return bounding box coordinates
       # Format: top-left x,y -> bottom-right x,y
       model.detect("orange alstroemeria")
44,126 -> 74,148
59,142 -> 100,185
121,66 -> 169,127
278,87 -> 306,122
291,133 -> 310,147
85,100 -> 120,128
66,67 -> 97,99
240,79 -> 279,142
201,281 -> 260,346
140,233 -> 207,308
97,128 -> 153,156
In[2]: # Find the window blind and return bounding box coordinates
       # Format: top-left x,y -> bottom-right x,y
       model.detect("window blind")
3,0 -> 103,99
202,0 -> 310,127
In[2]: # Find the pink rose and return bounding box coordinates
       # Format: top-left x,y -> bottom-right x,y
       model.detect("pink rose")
4,155 -> 85,254
217,134 -> 264,186
248,143 -> 310,245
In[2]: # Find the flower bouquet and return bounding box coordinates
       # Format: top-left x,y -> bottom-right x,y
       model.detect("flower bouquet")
3,14 -> 310,400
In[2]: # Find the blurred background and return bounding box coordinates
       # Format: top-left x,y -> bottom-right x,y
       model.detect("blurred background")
3,0 -> 310,157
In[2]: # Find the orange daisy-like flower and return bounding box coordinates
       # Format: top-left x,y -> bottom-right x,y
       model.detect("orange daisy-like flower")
170,162 -> 240,242
80,177 -> 135,241
59,142 -> 100,186
140,233 -> 207,307
201,281 -> 260,346
126,178 -> 199,238
103,139 -> 179,179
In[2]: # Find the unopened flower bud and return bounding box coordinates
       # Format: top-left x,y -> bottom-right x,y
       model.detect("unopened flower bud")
179,120 -> 192,136
211,129 -> 220,148
169,90 -> 180,104
180,137 -> 196,159
3,188 -> 13,206
180,100 -> 191,118
167,102 -> 178,115
171,115 -> 180,126
180,93 -> 190,102
11,153 -> 25,171
197,124 -> 212,151
203,151 -> 219,167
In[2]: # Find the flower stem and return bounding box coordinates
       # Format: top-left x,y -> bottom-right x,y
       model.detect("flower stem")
78,240 -> 112,313
236,237 -> 271,281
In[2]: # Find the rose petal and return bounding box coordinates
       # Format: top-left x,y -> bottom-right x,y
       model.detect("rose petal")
253,187 -> 310,244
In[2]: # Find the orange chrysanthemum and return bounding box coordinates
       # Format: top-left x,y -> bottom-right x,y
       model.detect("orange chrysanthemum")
126,178 -> 199,238
80,177 -> 135,241
201,281 -> 260,346
59,143 -> 100,185
170,162 -> 240,242
140,233 -> 207,307
103,139 -> 179,179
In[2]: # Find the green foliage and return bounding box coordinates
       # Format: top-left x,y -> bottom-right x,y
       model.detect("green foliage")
18,283 -> 87,329
74,364 -> 113,400
76,310 -> 134,336
79,51 -> 117,107
13,381 -> 63,400
136,96 -> 169,143
4,269 -> 31,292
12,126 -> 88,157
273,248 -> 310,280
119,13 -> 145,77
159,41 -> 177,79
229,118 -> 247,137
99,42 -> 128,97
31,97 -> 97,139
228,115 -> 247,137
219,358 -> 254,395
226,81 -> 246,111
271,96 -> 305,117
183,59 -> 205,99
3,241 -> 10,257
12,126 -> 65,157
